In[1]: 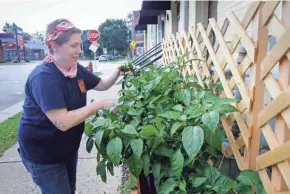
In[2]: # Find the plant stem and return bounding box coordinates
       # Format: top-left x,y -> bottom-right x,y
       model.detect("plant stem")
218,155 -> 224,170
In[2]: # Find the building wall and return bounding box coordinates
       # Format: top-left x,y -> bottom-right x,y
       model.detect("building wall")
188,1 -> 196,30
178,1 -> 189,32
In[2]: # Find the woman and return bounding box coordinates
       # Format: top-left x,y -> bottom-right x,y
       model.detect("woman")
17,19 -> 129,194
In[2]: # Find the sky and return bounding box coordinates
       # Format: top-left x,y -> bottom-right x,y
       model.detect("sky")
0,0 -> 142,34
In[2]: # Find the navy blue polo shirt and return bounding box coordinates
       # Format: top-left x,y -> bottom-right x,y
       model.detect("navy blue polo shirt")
17,62 -> 101,164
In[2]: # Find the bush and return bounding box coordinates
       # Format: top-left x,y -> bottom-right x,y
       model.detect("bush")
86,55 -> 265,194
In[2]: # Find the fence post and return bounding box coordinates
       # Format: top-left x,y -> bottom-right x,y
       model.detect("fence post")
248,2 -> 268,171
271,1 -> 290,191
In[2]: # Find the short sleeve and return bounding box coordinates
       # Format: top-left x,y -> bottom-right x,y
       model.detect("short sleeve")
30,73 -> 67,113
81,66 -> 101,90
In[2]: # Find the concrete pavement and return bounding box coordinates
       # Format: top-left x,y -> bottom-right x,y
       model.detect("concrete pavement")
0,59 -> 122,111
0,61 -> 125,194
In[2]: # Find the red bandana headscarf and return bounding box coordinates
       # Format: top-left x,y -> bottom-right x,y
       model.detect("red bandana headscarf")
44,20 -> 78,78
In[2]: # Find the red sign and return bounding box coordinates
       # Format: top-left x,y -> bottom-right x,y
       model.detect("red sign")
87,30 -> 100,42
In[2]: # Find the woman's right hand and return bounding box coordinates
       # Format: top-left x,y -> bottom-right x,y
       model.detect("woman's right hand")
101,99 -> 117,110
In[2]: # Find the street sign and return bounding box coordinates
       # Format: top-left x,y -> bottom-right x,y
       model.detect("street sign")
87,30 -> 100,42
130,41 -> 136,50
89,42 -> 100,53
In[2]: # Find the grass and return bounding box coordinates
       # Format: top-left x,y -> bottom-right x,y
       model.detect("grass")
0,112 -> 22,156
0,112 -> 96,157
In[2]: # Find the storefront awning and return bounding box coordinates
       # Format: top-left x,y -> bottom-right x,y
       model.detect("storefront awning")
141,1 -> 171,10
134,10 -> 164,30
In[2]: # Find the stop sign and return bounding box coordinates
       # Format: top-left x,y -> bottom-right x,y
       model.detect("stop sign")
87,30 -> 100,42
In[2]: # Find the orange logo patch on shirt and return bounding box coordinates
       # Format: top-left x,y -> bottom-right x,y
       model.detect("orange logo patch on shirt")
78,79 -> 87,93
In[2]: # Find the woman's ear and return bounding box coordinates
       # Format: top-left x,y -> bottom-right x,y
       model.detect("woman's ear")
50,41 -> 58,53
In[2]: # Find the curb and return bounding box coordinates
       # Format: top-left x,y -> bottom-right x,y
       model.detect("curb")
0,101 -> 23,123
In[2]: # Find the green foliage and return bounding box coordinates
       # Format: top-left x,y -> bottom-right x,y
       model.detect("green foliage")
86,58 -> 265,193
2,22 -> 14,33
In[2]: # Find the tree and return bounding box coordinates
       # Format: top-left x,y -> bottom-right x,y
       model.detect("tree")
2,22 -> 15,33
32,31 -> 45,42
98,19 -> 129,55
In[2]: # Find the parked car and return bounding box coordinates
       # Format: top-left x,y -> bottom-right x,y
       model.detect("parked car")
105,54 -> 113,60
99,55 -> 108,62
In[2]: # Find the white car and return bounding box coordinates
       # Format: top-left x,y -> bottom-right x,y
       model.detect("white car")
99,55 -> 108,62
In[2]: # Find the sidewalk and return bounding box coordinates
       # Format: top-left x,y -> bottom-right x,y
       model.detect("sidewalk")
0,67 -> 123,193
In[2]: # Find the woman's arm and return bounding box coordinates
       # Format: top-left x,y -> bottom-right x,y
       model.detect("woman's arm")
45,99 -> 116,131
93,65 -> 130,91
94,67 -> 120,91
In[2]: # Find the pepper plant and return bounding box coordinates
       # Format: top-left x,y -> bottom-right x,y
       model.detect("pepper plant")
86,57 -> 266,194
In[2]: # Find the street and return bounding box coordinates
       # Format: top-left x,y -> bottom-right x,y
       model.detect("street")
0,60 -> 122,111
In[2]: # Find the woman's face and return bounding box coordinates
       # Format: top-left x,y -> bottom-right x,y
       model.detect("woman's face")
54,33 -> 82,66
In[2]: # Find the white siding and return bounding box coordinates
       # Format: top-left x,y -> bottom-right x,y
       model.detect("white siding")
188,1 -> 196,29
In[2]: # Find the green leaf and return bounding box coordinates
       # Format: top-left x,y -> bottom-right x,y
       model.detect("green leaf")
130,139 -> 143,159
211,175 -> 236,194
202,111 -> 219,134
186,107 -> 205,118
122,124 -> 138,135
107,138 -> 122,165
203,126 -> 224,151
128,108 -> 138,116
128,155 -> 143,178
141,153 -> 150,176
158,111 -> 181,120
139,125 -> 158,137
153,145 -> 174,157
107,162 -> 114,176
182,89 -> 191,107
150,95 -> 162,105
123,175 -> 138,193
93,117 -> 111,128
203,91 -> 220,102
96,160 -> 107,183
86,137 -> 94,153
156,117 -> 162,131
234,183 -> 252,194
170,149 -> 184,178
152,163 -> 161,182
158,178 -> 179,194
204,166 -> 221,185
256,183 -> 267,194
182,126 -> 204,161
196,91 -> 205,100
172,104 -> 183,112
174,90 -> 185,102
189,173 -> 207,187
215,104 -> 239,114
130,118 -> 140,128
236,170 -> 261,186
179,179 -> 186,191
181,115 -> 187,121
95,130 -> 104,148
189,82 -> 203,89
134,102 -> 143,108
171,122 -> 182,136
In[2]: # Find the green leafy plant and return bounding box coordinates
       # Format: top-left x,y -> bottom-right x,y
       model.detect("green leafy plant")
86,58 -> 265,193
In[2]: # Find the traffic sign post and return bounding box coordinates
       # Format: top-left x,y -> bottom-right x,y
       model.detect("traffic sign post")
87,30 -> 100,67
